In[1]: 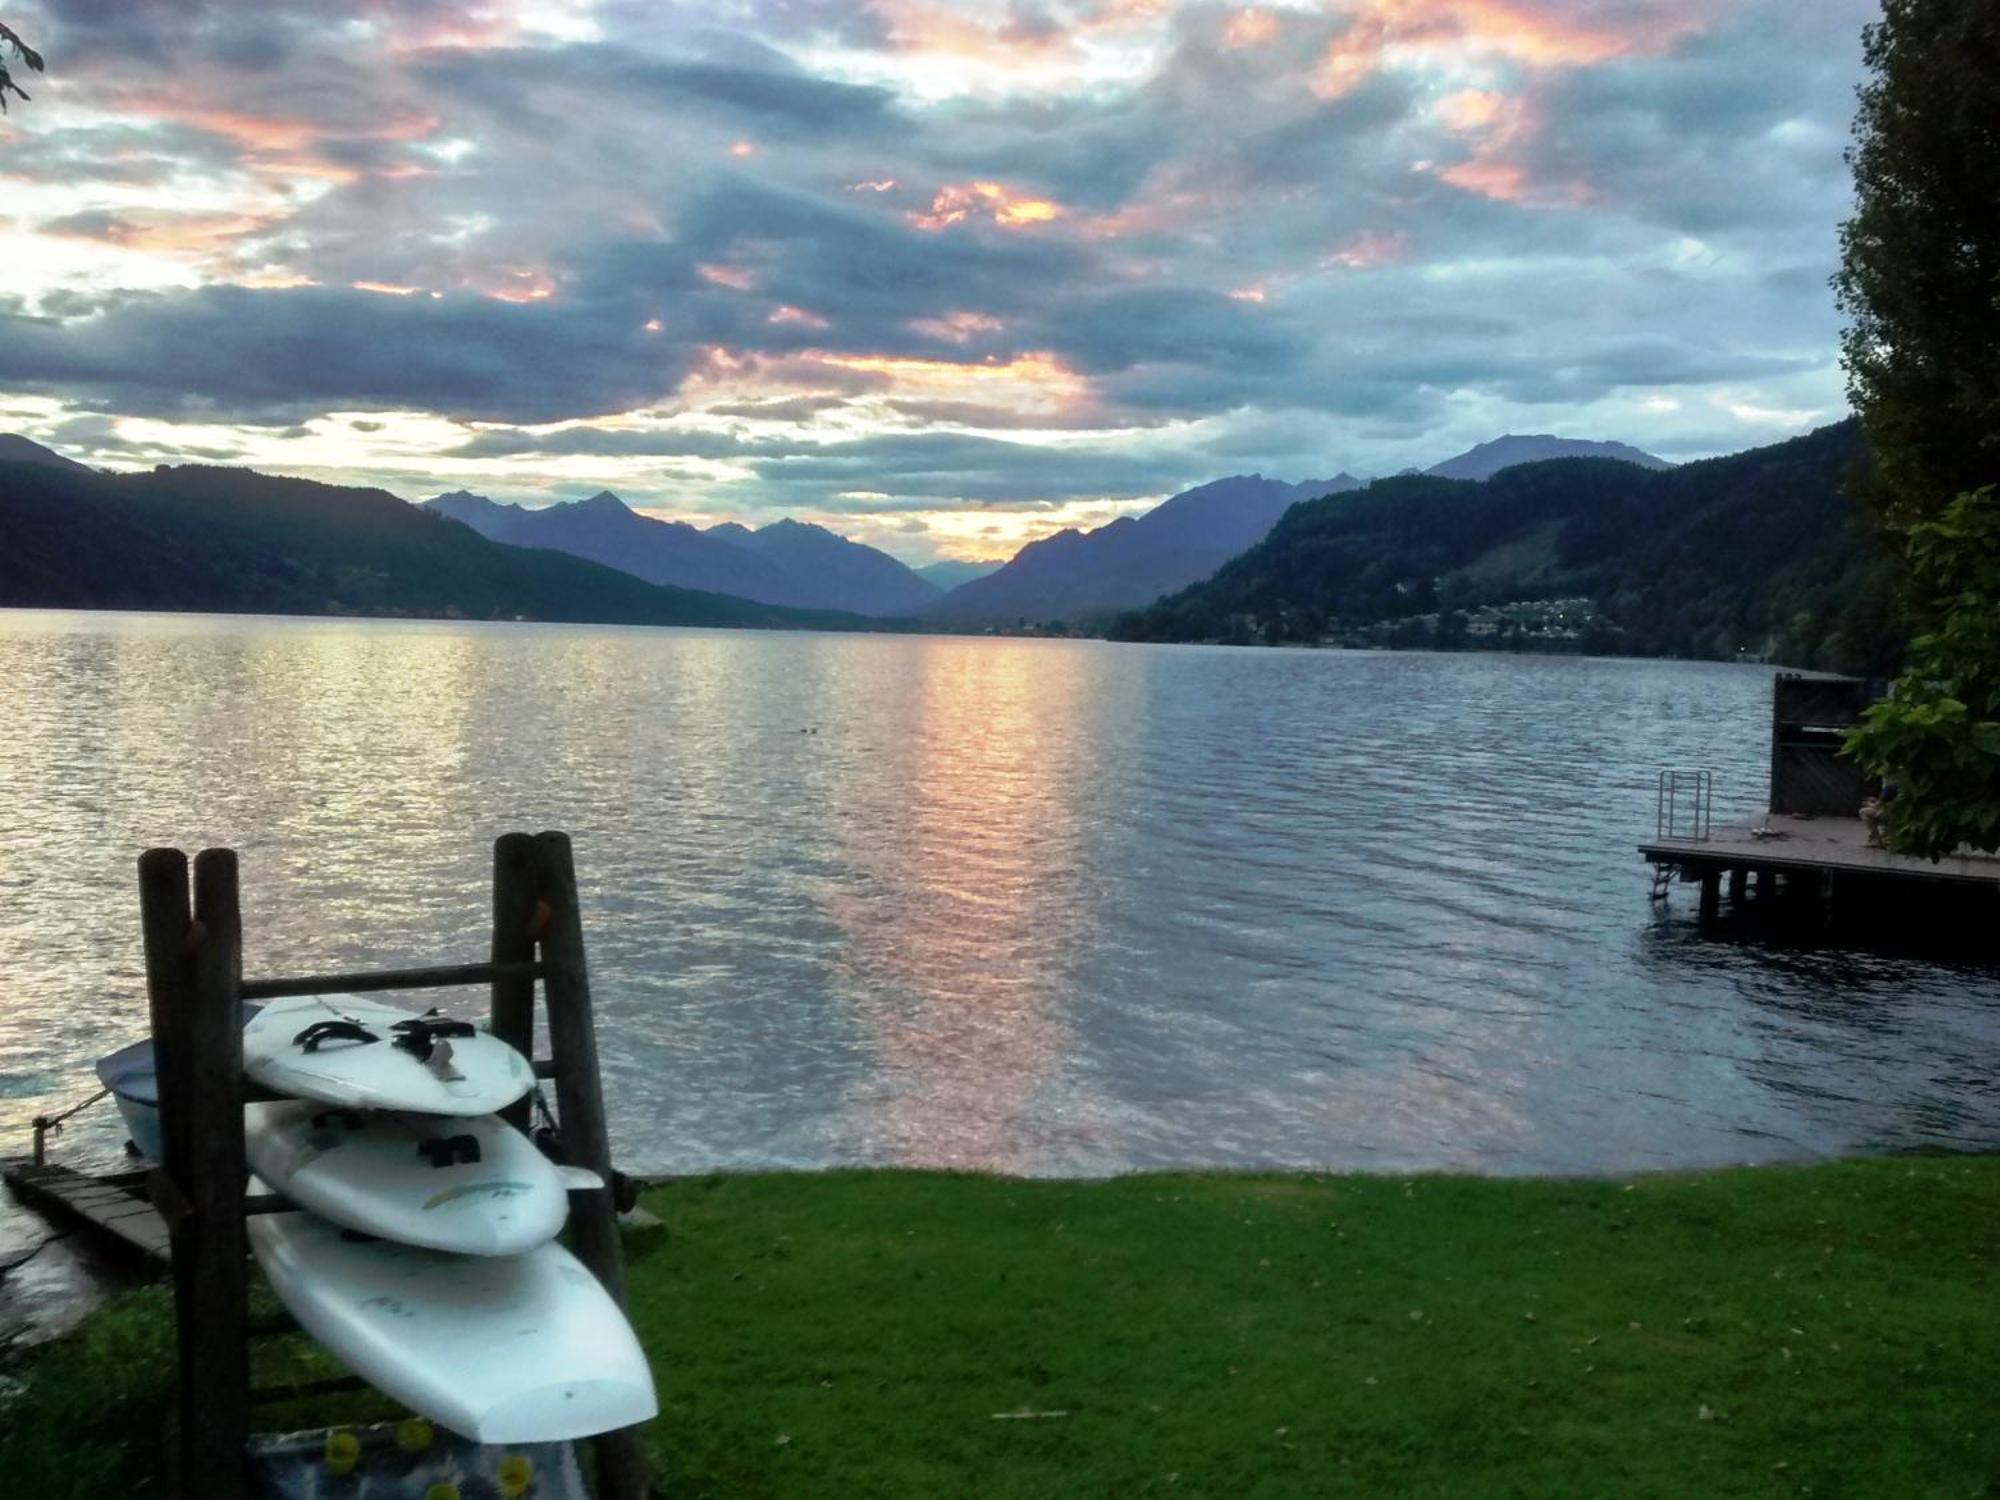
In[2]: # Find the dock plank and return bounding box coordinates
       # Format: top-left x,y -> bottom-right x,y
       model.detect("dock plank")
2,1158 -> 172,1266
1640,814 -> 2000,886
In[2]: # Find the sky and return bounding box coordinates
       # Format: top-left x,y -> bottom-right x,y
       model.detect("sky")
0,0 -> 1875,563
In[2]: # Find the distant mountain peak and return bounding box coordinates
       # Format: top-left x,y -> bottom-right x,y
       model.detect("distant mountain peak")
1425,435 -> 1670,482
0,433 -> 93,473
575,489 -> 631,513
927,470 -> 1362,625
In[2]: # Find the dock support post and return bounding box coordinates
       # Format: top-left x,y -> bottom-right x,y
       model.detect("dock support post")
1698,870 -> 1721,922
186,849 -> 250,1499
1728,868 -> 1746,904
490,832 -> 540,1133
532,831 -> 650,1500
141,848 -> 251,1500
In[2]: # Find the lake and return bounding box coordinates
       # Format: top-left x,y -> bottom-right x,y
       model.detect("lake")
3,609 -> 1996,1192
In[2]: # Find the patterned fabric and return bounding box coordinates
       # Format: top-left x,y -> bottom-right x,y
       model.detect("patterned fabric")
248,1422 -> 588,1499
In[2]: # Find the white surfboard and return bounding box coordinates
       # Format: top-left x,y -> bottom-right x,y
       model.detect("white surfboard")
243,994 -> 532,1116
244,1101 -> 599,1256
248,1199 -> 658,1444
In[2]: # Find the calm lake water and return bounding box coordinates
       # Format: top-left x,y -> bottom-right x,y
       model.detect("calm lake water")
3,610 -> 1996,1198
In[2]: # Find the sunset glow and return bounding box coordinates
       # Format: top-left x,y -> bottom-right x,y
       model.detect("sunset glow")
0,0 -> 1869,564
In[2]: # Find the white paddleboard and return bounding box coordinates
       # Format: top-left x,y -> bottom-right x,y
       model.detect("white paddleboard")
248,1198 -> 658,1443
244,994 -> 532,1116
244,1101 -> 598,1256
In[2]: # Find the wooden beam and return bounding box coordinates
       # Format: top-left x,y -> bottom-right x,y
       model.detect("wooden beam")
184,847 -> 251,1500
138,850 -> 192,1209
490,833 -> 541,1132
532,830 -> 650,1499
240,959 -> 544,1001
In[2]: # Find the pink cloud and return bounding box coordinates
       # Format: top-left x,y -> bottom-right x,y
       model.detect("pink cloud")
697,262 -> 757,291
1325,229 -> 1410,269
1312,0 -> 1722,99
908,311 -> 1006,343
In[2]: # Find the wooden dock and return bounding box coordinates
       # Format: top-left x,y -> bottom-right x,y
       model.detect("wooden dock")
1640,814 -> 2000,920
1,1159 -> 170,1265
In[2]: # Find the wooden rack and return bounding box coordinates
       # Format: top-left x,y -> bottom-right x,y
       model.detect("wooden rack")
138,831 -> 650,1499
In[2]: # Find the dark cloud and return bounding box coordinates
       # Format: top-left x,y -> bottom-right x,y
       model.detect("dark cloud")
0,285 -> 693,423
419,44 -> 900,140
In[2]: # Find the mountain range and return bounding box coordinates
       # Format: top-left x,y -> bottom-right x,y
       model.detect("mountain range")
424,490 -> 941,616
17,425 -> 1833,664
1109,421 -> 1899,675
0,442 -> 867,632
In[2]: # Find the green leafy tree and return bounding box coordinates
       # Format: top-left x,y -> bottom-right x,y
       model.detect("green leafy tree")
1833,1 -> 2000,857
1,22 -> 42,112
1832,0 -> 2000,533
1846,489 -> 2000,856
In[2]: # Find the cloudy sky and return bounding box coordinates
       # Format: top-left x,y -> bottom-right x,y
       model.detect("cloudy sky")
0,0 -> 1872,562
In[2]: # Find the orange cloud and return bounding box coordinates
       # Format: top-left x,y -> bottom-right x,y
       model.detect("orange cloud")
1223,9 -> 1282,48
850,178 -> 900,193
815,350 -> 1093,420
1312,0 -> 1716,99
1429,88 -> 1591,205
769,304 -> 833,329
909,181 -> 1064,232
1436,87 -> 1507,130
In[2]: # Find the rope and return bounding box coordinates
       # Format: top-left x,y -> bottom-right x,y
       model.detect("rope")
34,1084 -> 109,1131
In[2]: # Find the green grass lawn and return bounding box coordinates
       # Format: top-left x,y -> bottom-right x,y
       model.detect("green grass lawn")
5,1158 -> 1997,1497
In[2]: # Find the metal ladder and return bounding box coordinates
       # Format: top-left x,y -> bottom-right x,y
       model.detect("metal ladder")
1650,769 -> 1713,902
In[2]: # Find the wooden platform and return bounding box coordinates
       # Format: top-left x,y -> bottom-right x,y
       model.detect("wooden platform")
1640,814 -> 2000,888
2,1159 -> 170,1265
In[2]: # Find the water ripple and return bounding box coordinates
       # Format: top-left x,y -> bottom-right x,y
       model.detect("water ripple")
1,613 -> 1995,1184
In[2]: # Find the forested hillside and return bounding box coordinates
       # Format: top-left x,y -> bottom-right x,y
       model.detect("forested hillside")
0,459 -> 869,632
1109,421 -> 1901,674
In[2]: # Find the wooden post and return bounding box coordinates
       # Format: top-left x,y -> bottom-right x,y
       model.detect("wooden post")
1727,868 -> 1746,904
186,849 -> 251,1498
140,848 -> 252,1500
532,831 -> 650,1499
491,832 -> 541,1133
139,850 -> 193,1202
1698,869 -> 1721,922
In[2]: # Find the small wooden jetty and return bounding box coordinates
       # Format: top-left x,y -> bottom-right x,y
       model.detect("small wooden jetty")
0,1161 -> 170,1264
1640,674 -> 2000,921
